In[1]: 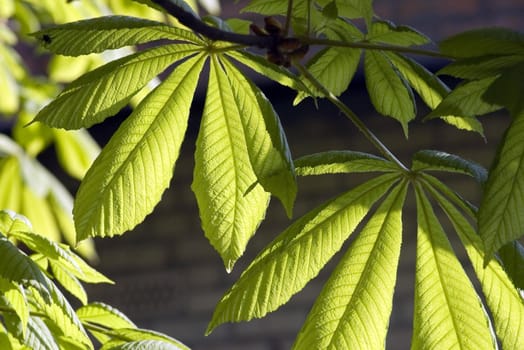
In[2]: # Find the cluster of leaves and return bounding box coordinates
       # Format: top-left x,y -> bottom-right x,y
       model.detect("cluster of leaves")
2,0 -> 524,348
0,210 -> 188,349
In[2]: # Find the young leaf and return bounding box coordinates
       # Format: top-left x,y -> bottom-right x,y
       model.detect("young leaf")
426,184 -> 524,350
413,186 -> 495,349
74,54 -> 205,241
49,262 -> 87,305
33,44 -> 201,129
319,0 -> 373,27
479,110 -> 524,259
52,129 -> 100,180
77,302 -> 136,330
207,173 -> 400,333
367,20 -> 430,46
426,76 -> 502,120
240,0 -> 287,15
438,54 -> 524,80
364,50 -> 415,136
440,28 -> 524,58
0,157 -> 22,212
412,150 -> 488,185
23,317 -> 60,350
192,56 -> 270,271
0,278 -> 28,336
34,16 -> 203,56
100,339 -> 185,350
221,57 -> 297,216
294,46 -> 361,104
295,150 -> 399,175
293,181 -> 407,349
498,240 -> 524,291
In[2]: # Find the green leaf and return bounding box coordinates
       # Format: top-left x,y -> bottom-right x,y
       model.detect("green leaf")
226,51 -> 310,93
33,16 -> 202,56
100,329 -> 189,350
413,185 -> 495,349
293,181 -> 407,349
74,54 -> 205,241
498,240 -> 524,291
295,150 -> 399,175
220,57 -> 297,216
294,46 -> 361,104
0,233 -> 50,299
207,173 -> 400,333
425,183 -> 524,350
319,0 -> 374,26
192,56 -> 270,271
101,339 -> 185,350
53,129 -> 100,180
440,28 -> 524,58
29,279 -> 92,349
484,61 -> 524,117
49,262 -> 87,305
21,187 -> 60,242
33,44 -> 200,129
367,20 -> 430,46
479,110 -> 524,259
0,278 -> 28,336
0,157 -> 22,213
77,302 -> 135,343
23,317 -> 60,350
427,76 -> 502,120
241,0 -> 287,15
133,0 -> 199,18
438,54 -> 524,80
412,150 -> 488,184
364,51 -> 415,136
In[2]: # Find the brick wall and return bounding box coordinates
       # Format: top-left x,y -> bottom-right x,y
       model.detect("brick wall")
85,1 -> 522,349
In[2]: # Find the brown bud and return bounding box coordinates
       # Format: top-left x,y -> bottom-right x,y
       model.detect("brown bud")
264,16 -> 283,35
250,23 -> 268,37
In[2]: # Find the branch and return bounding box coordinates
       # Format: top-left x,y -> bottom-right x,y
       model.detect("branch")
151,0 -> 274,48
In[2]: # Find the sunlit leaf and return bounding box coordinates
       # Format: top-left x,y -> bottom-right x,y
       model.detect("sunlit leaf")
0,156 -> 22,212
295,150 -> 399,175
192,56 -> 270,271
293,181 -> 407,349
74,54 -> 205,241
412,150 -> 487,185
364,51 -> 415,135
49,262 -> 87,305
34,44 -> 200,129
53,129 -> 100,180
221,57 -> 297,216
413,186 -> 495,349
426,182 -> 524,350
77,302 -> 136,329
101,339 -> 185,350
479,110 -> 524,259
34,16 -> 203,56
100,329 -> 189,350
207,173 -> 400,333
0,278 -> 28,336
23,317 -> 60,350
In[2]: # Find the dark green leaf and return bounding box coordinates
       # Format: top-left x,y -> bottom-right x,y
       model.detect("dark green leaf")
484,61 -> 524,116
440,28 -> 524,58
412,150 -> 488,185
498,240 -> 524,291
367,20 -> 430,46
438,54 -> 524,80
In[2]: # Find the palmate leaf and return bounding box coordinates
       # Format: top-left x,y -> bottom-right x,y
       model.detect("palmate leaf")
479,110 -> 524,259
427,77 -> 502,120
438,54 -> 524,80
0,278 -> 28,336
34,44 -> 201,129
425,182 -> 524,350
295,150 -> 399,175
484,61 -> 524,117
23,317 -> 60,350
77,302 -> 136,344
49,262 -> 87,305
367,20 -> 430,46
293,181 -> 407,349
207,173 -> 400,333
192,56 -> 270,272
318,0 -> 374,27
364,50 -> 415,136
220,57 -> 297,216
294,46 -> 361,104
413,186 -> 495,349
52,129 -> 100,180
74,54 -> 205,241
412,150 -> 487,185
34,16 -> 203,56
100,329 -> 189,350
101,339 -> 185,350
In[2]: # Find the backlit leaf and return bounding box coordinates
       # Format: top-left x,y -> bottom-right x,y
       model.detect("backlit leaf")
364,51 -> 415,135
412,150 -> 487,185
101,339 -> 184,350
34,16 -> 202,56
413,186 -> 495,349
192,56 -> 270,271
0,278 -> 28,336
221,57 -> 297,216
74,54 -> 205,241
34,44 -> 200,129
207,173 -> 400,333
367,20 -> 430,46
295,150 -> 398,175
49,262 -> 87,305
100,329 -> 189,350
479,110 -> 524,259
53,129 -> 100,180
498,240 -> 524,291
426,183 -> 524,350
293,181 -> 407,349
